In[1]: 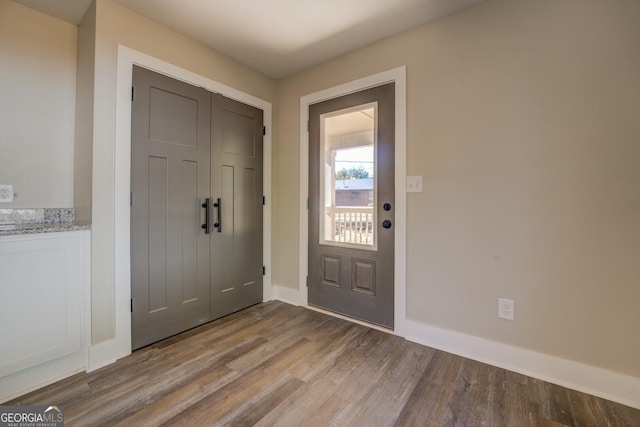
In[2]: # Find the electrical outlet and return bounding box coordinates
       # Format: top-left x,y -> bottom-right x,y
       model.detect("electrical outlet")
498,298 -> 514,320
0,185 -> 14,203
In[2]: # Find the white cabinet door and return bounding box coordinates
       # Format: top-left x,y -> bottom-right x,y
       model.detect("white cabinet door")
0,232 -> 87,385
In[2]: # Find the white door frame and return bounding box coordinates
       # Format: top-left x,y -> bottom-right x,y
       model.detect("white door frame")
111,45 -> 273,362
299,67 -> 407,336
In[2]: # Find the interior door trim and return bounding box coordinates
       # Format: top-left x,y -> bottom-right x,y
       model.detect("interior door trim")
108,45 -> 273,365
299,66 -> 407,336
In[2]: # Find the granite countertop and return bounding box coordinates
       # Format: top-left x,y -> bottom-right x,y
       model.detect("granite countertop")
0,221 -> 91,236
0,208 -> 91,237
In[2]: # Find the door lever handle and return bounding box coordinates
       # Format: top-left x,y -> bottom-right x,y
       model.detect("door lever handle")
201,198 -> 211,234
213,198 -> 222,232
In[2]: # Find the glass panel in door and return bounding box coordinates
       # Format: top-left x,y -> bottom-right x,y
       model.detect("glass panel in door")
319,102 -> 377,250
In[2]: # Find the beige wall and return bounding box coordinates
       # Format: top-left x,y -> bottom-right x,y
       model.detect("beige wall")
73,1 -> 96,224
88,0 -> 276,343
0,0 -> 77,208
4,0 -> 638,380
274,0 -> 640,377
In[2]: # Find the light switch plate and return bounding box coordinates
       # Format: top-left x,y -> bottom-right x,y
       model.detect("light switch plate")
406,176 -> 423,193
0,185 -> 14,203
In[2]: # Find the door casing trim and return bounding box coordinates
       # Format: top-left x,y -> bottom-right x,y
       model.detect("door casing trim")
299,66 -> 407,336
109,45 -> 273,366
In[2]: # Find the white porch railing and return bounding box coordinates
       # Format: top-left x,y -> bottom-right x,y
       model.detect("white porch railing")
325,206 -> 374,245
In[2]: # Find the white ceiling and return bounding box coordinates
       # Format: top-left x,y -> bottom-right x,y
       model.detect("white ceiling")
11,0 -> 484,79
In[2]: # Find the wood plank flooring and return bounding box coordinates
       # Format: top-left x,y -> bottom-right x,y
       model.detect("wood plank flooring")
9,301 -> 640,426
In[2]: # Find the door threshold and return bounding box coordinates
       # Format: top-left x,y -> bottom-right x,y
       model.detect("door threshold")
306,304 -> 394,334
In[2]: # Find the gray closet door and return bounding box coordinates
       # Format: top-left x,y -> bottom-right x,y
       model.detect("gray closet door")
131,66 -> 212,350
308,83 -> 395,328
210,93 -> 264,319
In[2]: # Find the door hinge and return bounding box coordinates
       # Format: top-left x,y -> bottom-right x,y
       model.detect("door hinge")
262,266 -> 266,276
263,126 -> 266,136
307,120 -> 309,132
306,276 -> 309,287
131,86 -> 135,102
130,298 -> 133,313
130,192 -> 133,207
262,195 -> 266,206
306,198 -> 309,210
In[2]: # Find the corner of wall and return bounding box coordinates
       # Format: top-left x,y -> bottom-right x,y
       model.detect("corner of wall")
272,284 -> 303,306
73,1 -> 96,224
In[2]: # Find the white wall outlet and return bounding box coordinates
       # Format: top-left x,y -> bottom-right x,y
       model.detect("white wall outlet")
0,185 -> 14,203
498,298 -> 514,320
406,176 -> 423,193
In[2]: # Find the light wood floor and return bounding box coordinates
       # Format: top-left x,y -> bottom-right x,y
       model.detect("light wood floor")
10,301 -> 640,426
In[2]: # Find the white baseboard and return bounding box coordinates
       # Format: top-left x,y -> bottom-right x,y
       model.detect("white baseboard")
272,284 -> 303,306
0,351 -> 86,404
402,318 -> 640,410
270,285 -> 640,410
88,339 -> 130,373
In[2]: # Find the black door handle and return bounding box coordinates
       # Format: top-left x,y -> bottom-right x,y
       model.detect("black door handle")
201,198 -> 211,234
382,220 -> 392,229
213,198 -> 222,232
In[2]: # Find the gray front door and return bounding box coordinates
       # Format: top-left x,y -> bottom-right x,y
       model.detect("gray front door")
131,66 -> 212,349
308,83 -> 395,328
131,66 -> 264,350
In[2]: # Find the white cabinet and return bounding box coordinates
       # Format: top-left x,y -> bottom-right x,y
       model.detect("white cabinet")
0,231 -> 90,403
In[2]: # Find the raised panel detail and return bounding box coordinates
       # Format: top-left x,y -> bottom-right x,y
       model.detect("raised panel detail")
220,165 -> 235,292
321,255 -> 341,288
149,87 -> 199,147
181,160 -> 198,303
221,109 -> 255,156
240,168 -> 256,285
148,156 -> 168,312
351,259 -> 376,295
